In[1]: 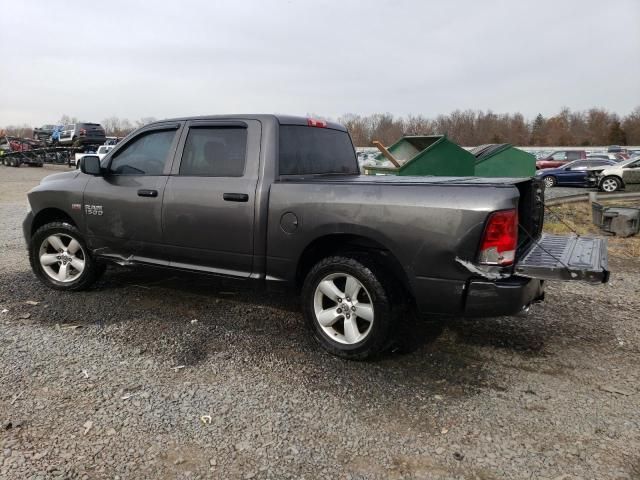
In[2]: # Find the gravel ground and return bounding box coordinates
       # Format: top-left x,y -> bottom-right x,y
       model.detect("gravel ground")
1,165 -> 639,479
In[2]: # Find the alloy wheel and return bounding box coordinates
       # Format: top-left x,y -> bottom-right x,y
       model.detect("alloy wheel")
313,273 -> 374,345
38,233 -> 86,283
601,178 -> 619,192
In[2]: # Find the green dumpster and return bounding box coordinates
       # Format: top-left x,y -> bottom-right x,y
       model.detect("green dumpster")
363,135 -> 475,176
471,144 -> 536,177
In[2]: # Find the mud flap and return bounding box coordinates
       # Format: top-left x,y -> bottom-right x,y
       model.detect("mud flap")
515,234 -> 609,283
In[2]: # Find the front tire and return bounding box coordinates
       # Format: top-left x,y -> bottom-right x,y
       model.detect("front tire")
600,176 -> 622,193
302,255 -> 399,360
543,176 -> 557,188
29,222 -> 104,291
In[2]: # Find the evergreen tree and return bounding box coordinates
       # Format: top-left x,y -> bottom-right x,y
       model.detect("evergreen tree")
530,113 -> 545,145
608,120 -> 627,145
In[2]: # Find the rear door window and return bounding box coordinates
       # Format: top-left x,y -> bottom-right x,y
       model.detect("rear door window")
179,127 -> 247,177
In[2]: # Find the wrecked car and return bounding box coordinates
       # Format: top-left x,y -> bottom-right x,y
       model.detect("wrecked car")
587,156 -> 640,192
22,115 -> 609,359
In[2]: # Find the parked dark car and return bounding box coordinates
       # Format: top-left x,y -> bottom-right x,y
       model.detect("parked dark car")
587,153 -> 627,162
33,124 -> 58,143
535,150 -> 587,170
536,159 -> 617,188
22,115 -> 609,359
57,123 -> 106,146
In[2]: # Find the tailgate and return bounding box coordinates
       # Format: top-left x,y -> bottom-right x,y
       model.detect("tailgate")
515,234 -> 609,283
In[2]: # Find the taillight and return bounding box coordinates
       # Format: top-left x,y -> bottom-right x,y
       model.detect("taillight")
307,118 -> 327,128
478,209 -> 518,266
79,128 -> 87,136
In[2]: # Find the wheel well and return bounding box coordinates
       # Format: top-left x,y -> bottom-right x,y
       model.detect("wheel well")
31,208 -> 76,236
296,234 -> 412,299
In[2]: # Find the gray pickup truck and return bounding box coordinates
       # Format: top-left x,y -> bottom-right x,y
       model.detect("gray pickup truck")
23,115 -> 609,359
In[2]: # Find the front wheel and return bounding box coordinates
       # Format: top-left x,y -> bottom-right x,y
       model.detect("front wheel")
600,176 -> 622,193
302,255 -> 399,360
543,176 -> 557,188
29,222 -> 105,291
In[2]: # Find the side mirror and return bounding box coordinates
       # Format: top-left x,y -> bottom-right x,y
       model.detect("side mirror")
80,155 -> 102,175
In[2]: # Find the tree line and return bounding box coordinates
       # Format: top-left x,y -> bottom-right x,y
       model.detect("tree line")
2,107 -> 639,147
339,107 -> 640,147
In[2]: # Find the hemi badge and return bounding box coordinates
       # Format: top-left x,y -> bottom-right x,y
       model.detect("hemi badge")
71,203 -> 81,210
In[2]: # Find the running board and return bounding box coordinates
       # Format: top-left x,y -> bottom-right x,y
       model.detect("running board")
515,234 -> 609,283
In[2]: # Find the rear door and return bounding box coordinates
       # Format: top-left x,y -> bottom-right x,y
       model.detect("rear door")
83,122 -> 182,262
60,125 -> 74,143
161,120 -> 261,277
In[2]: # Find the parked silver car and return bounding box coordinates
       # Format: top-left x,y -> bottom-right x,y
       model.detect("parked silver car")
588,157 -> 640,192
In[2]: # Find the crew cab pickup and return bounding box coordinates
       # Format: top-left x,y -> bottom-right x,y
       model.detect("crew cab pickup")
22,115 -> 609,359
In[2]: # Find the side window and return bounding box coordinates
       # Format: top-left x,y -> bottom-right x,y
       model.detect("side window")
179,127 -> 247,177
566,151 -> 581,160
551,152 -> 567,160
108,129 -> 176,175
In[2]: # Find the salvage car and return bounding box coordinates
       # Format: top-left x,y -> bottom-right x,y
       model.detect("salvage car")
58,123 -> 106,147
588,156 -> 640,192
22,115 -> 609,359
33,124 -> 58,143
536,159 -> 617,188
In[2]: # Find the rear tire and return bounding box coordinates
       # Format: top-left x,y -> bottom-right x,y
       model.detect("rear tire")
600,176 -> 622,192
29,222 -> 105,291
543,176 -> 557,188
301,255 -> 401,360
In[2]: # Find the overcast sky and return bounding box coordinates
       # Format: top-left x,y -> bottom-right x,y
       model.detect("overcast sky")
0,0 -> 638,126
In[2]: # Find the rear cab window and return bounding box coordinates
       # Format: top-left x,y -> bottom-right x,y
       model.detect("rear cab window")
279,124 -> 358,176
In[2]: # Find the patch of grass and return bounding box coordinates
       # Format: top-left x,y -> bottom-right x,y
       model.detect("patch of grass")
543,199 -> 640,260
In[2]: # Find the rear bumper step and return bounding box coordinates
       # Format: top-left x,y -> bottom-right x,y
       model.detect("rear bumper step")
515,234 -> 609,283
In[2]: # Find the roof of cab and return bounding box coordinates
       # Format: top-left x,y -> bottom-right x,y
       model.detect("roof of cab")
149,114 -> 347,132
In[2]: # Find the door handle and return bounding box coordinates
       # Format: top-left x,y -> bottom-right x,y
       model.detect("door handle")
137,189 -> 158,197
223,193 -> 249,202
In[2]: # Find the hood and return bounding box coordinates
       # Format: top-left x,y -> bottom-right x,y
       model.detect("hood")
597,165 -> 623,175
40,170 -> 81,184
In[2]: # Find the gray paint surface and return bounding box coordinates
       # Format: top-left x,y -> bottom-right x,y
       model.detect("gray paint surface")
25,115 -> 548,316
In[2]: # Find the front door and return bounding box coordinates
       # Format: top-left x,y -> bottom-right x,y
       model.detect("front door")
161,120 -> 260,277
83,123 -> 182,263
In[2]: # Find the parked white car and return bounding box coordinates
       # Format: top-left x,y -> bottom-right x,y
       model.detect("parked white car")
72,145 -> 114,167
587,157 -> 640,192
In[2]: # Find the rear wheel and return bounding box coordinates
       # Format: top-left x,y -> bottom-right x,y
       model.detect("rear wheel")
302,255 -> 400,360
543,176 -> 557,188
29,222 -> 105,291
600,176 -> 622,192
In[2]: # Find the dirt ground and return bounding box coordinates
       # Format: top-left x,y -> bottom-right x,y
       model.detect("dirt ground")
1,164 -> 639,479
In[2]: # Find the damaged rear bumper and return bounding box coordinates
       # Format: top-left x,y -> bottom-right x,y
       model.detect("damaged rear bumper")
463,276 -> 544,317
